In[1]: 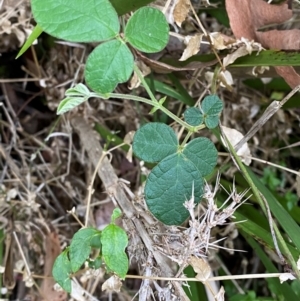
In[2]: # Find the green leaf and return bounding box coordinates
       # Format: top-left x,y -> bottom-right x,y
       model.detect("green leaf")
111,208 -> 122,223
124,7 -> 169,53
183,137 -> 218,177
145,153 -> 204,225
111,0 -> 157,15
184,107 -> 203,126
65,83 -> 90,97
56,96 -> 88,115
133,123 -> 178,163
85,40 -> 134,93
201,95 -> 223,129
231,50 -> 300,67
69,228 -> 100,272
52,249 -> 72,293
101,224 -> 128,278
242,232 -> 299,301
246,167 -> 300,253
16,24 -> 43,59
31,0 -> 119,42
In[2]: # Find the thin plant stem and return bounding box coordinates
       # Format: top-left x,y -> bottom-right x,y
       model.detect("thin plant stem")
221,130 -> 300,279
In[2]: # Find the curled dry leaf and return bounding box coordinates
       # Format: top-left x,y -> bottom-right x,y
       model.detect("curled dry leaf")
128,60 -> 151,90
102,275 -> 122,292
225,0 -> 300,88
188,256 -> 211,282
279,273 -> 296,283
215,286 -> 225,301
221,126 -> 252,166
179,34 -> 203,61
173,0 -> 190,27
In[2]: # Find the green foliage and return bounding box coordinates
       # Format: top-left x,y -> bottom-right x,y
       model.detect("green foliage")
30,0 -> 169,94
132,118 -> 219,225
52,211 -> 128,293
184,95 -> 223,128
132,123 -> 178,163
84,39 -> 134,93
52,249 -> 72,293
31,0 -> 119,42
101,224 -> 128,278
124,7 -> 169,53
184,107 -> 204,126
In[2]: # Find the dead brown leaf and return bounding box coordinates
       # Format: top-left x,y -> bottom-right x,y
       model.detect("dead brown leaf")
225,0 -> 300,88
41,231 -> 67,301
179,34 -> 203,61
188,256 -> 211,282
173,0 -> 190,27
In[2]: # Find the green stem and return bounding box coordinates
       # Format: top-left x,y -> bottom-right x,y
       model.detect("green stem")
223,132 -> 300,279
89,77 -> 197,131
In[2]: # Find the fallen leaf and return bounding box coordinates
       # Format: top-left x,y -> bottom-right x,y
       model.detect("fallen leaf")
102,275 -> 122,292
188,256 -> 211,282
41,231 -> 67,301
279,273 -> 296,283
128,59 -> 151,89
221,126 -> 252,166
215,286 -> 225,301
173,0 -> 190,27
225,0 -> 300,88
179,34 -> 203,61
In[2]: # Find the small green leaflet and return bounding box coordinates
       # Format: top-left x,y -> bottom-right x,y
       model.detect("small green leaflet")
184,107 -> 204,126
101,224 -> 128,278
69,228 -> 100,273
52,249 -> 72,293
201,95 -> 223,129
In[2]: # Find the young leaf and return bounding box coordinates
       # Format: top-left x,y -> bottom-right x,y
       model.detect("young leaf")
56,97 -> 87,115
101,224 -> 128,278
124,7 -> 169,53
145,153 -> 204,225
52,249 -> 72,293
31,0 -> 119,42
184,107 -> 203,126
111,208 -> 122,223
201,95 -> 223,129
69,228 -> 100,272
183,137 -> 218,177
85,40 -> 134,93
133,123 -> 178,163
16,24 -> 43,59
65,83 -> 90,97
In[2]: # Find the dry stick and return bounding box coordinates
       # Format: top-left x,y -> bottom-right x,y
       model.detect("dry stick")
235,85 -> 300,152
188,0 -> 223,70
12,232 -> 49,300
70,116 -> 190,301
